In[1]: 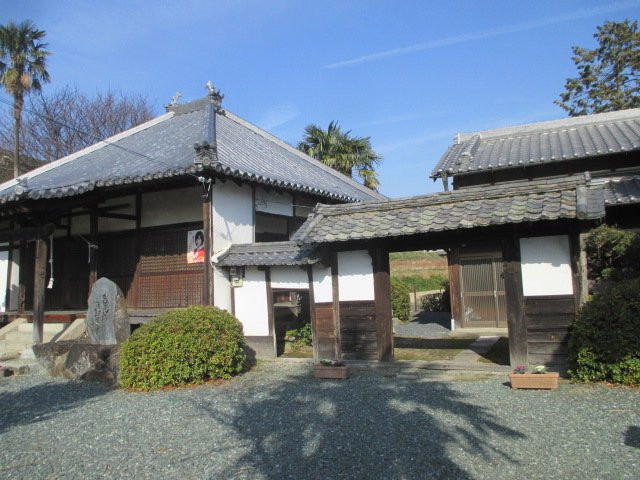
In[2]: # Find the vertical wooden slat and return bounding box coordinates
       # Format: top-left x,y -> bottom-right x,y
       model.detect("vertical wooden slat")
33,237 -> 47,344
330,252 -> 341,360
18,240 -> 26,313
5,240 -> 13,311
307,265 -> 319,362
502,236 -> 527,367
372,248 -> 393,361
265,267 -> 276,356
88,206 -> 98,292
578,231 -> 589,306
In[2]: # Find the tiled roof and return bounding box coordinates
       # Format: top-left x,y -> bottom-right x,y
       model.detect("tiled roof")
432,108 -> 640,179
598,176 -> 640,206
293,180 -> 605,244
216,241 -> 319,267
0,98 -> 385,204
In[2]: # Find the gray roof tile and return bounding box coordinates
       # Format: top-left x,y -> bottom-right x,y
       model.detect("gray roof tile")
216,241 -> 319,267
432,108 -> 640,178
0,98 -> 384,204
293,180 -> 605,244
598,176 -> 640,206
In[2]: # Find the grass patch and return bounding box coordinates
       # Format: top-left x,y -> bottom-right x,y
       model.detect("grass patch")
478,337 -> 510,365
392,274 -> 448,292
394,337 -> 475,361
280,344 -> 313,359
390,251 -> 444,261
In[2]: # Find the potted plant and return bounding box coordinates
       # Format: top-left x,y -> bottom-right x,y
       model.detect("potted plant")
509,364 -> 559,389
313,359 -> 350,379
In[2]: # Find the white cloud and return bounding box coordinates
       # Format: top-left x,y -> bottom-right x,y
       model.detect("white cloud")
325,1 -> 640,69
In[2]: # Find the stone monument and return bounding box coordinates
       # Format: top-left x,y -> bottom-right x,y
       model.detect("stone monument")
86,277 -> 129,345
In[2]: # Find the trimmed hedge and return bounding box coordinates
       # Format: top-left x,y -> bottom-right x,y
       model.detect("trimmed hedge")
120,306 -> 246,389
569,278 -> 640,385
391,277 -> 411,322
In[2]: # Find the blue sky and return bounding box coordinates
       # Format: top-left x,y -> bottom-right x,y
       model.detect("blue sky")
2,1 -> 639,197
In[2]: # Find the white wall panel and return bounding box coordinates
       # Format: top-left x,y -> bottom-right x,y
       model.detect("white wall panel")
520,235 -> 574,296
255,187 -> 293,217
213,182 -> 254,251
312,265 -> 333,303
213,266 -> 232,313
141,186 -> 202,228
338,250 -> 375,301
233,267 -> 269,336
271,266 -> 308,289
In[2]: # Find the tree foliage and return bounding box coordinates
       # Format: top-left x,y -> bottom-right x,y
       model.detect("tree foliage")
556,20 -> 640,116
0,86 -> 154,162
298,121 -> 381,190
0,19 -> 50,177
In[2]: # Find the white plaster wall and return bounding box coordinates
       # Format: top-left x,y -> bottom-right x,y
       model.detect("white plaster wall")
520,235 -> 574,296
312,264 -> 333,303
213,266 -> 232,312
141,186 -> 202,228
213,182 -> 253,251
98,195 -> 136,232
255,187 -> 293,217
338,250 -> 375,301
271,266 -> 308,289
233,267 -> 269,336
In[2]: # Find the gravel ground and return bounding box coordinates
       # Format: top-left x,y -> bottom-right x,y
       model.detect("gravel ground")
394,311 -> 451,338
1,363 -> 639,480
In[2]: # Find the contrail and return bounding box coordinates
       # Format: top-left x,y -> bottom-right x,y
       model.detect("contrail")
325,1 -> 640,69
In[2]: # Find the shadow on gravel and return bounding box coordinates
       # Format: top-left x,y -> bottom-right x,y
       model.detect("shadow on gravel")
197,369 -> 526,479
625,426 -> 640,448
0,380 -> 109,434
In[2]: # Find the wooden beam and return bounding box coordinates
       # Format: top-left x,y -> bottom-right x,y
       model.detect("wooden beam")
502,236 -> 527,368
202,186 -> 213,305
4,235 -> 13,311
371,248 -> 393,361
330,252 -> 341,360
32,237 -> 47,344
0,223 -> 55,243
18,241 -> 26,314
265,266 -> 276,357
447,247 -> 462,328
307,264 -> 319,362
99,212 -> 137,221
135,190 -> 142,229
578,232 -> 589,305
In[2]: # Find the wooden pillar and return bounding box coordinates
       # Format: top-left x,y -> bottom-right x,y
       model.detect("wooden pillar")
501,236 -> 527,367
202,188 -> 213,305
307,264 -> 318,362
265,267 -> 275,357
18,240 -> 26,314
88,206 -> 98,292
5,240 -> 13,311
578,232 -> 589,305
372,248 -> 393,361
330,252 -> 341,360
33,237 -> 47,344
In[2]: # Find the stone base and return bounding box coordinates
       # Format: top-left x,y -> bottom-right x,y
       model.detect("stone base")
33,341 -> 120,386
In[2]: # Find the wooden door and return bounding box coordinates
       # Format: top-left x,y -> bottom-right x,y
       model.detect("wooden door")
459,251 -> 507,327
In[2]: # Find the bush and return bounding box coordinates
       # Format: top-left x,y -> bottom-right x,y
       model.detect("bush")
568,278 -> 640,385
420,281 -> 451,312
285,322 -> 312,347
391,277 -> 411,322
394,273 -> 448,292
586,225 -> 640,282
120,306 -> 246,389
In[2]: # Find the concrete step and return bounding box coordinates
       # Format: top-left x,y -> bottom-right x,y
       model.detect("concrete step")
17,322 -> 67,334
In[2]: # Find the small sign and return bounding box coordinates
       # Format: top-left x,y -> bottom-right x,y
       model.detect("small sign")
187,229 -> 205,264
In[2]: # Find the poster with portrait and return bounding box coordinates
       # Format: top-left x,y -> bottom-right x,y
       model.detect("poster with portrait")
187,229 -> 205,264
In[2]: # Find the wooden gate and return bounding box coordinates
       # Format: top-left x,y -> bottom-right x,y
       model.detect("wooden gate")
459,250 -> 507,328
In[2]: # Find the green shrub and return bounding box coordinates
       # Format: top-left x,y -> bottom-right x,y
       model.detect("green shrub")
420,281 -> 451,312
285,323 -> 312,347
395,273 -> 448,292
569,278 -> 640,385
120,306 -> 246,390
586,225 -> 640,282
391,277 -> 411,322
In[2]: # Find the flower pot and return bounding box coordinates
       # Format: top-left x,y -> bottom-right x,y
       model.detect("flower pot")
509,372 -> 559,390
313,364 -> 350,379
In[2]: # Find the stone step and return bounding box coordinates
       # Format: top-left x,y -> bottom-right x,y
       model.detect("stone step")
17,322 -> 67,334
5,330 -> 58,344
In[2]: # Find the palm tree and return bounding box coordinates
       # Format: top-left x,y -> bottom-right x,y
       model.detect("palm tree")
0,20 -> 50,178
298,121 -> 381,190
